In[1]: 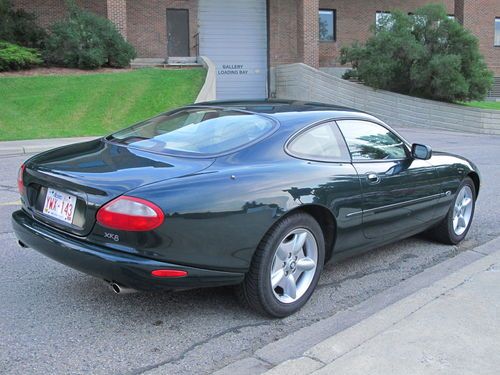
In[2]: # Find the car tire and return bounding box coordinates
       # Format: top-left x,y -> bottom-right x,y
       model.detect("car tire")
430,177 -> 476,245
237,212 -> 325,318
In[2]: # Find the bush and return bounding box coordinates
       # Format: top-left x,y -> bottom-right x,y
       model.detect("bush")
43,2 -> 136,69
0,0 -> 47,48
0,41 -> 42,71
340,4 -> 493,102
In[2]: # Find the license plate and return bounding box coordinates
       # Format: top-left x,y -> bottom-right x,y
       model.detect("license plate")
43,188 -> 76,224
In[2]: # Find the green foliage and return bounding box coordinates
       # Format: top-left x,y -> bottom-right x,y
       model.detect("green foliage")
0,0 -> 47,48
0,41 -> 42,71
0,68 -> 207,140
44,1 -> 136,69
340,4 -> 493,102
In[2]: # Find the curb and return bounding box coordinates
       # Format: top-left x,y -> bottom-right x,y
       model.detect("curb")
0,137 -> 98,156
212,236 -> 500,375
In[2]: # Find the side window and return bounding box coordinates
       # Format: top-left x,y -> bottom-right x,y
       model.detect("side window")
288,122 -> 347,161
337,120 -> 407,160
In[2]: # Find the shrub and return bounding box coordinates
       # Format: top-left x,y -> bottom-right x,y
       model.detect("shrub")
340,4 -> 493,102
0,41 -> 42,71
0,0 -> 47,48
43,2 -> 136,69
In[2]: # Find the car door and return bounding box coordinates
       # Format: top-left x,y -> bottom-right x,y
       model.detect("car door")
336,119 -> 441,239
286,121 -> 366,252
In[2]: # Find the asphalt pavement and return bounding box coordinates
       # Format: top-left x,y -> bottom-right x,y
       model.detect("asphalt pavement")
0,125 -> 499,375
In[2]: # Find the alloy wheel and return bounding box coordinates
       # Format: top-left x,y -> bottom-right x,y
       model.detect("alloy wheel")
270,228 -> 318,304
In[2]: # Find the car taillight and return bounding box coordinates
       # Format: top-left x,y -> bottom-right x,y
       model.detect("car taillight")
17,164 -> 26,195
96,196 -> 164,231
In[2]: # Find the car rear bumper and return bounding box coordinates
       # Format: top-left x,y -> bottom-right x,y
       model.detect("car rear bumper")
12,210 -> 244,291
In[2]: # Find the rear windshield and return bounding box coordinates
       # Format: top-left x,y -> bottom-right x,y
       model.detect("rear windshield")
108,108 -> 275,156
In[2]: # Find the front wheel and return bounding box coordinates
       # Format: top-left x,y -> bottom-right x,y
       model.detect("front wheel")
237,213 -> 325,318
431,177 -> 476,245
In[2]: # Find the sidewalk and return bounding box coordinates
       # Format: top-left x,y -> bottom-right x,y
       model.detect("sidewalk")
263,238 -> 500,375
0,137 -> 97,156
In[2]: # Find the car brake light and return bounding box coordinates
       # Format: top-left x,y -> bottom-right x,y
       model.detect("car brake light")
96,196 -> 164,231
151,269 -> 188,278
17,164 -> 26,195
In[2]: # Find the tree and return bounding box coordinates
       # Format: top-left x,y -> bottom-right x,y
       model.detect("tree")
0,0 -> 46,48
43,1 -> 136,69
340,4 -> 493,102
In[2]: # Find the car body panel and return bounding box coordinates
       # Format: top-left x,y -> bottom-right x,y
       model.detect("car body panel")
352,158 -> 442,239
12,100 -> 481,290
21,139 -> 214,236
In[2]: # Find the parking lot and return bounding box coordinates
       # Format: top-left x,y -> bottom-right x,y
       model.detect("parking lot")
1,125 -> 499,375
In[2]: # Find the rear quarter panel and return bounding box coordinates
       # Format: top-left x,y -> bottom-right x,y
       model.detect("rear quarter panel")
114,159 -> 363,273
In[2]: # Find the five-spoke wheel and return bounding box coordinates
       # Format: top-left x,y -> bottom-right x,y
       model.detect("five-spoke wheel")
431,177 -> 476,245
270,229 -> 318,303
238,212 -> 325,317
452,185 -> 474,236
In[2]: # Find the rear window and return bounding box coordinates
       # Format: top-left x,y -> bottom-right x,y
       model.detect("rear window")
108,108 -> 275,156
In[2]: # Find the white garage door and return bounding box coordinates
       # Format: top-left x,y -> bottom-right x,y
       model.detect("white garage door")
198,0 -> 268,99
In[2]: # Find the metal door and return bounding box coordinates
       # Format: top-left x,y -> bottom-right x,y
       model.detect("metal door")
167,9 -> 189,57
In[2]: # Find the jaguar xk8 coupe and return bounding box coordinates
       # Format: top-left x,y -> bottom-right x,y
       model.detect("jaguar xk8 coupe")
12,100 -> 480,317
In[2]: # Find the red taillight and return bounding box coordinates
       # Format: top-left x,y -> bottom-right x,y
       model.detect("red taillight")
96,196 -> 164,231
17,164 -> 26,195
151,269 -> 188,278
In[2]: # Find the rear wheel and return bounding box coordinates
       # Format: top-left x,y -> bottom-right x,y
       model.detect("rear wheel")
431,177 -> 476,245
237,213 -> 325,318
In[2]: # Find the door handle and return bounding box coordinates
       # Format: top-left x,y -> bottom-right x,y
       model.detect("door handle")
366,173 -> 381,184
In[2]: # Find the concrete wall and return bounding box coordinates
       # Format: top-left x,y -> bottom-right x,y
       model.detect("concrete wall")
195,56 -> 216,103
274,63 -> 500,135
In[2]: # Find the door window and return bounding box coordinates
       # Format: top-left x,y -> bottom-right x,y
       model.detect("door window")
337,120 -> 407,160
287,122 -> 348,161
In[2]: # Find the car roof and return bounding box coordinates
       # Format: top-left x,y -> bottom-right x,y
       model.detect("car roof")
189,99 -> 381,125
193,99 -> 358,114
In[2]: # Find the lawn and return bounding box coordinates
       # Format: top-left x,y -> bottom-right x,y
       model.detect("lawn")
0,68 -> 206,141
462,101 -> 500,110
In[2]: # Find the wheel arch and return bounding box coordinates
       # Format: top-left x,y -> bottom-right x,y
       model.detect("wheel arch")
279,204 -> 337,263
467,172 -> 480,197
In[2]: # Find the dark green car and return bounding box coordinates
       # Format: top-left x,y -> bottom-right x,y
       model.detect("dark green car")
12,100 -> 480,317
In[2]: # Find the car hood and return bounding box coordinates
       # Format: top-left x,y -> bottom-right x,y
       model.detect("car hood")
23,138 -> 215,236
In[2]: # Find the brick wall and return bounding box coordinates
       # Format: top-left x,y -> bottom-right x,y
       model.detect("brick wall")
297,0 -> 320,68
317,0 -> 455,66
107,0 -> 127,38
269,0 -> 299,67
11,0 -> 107,28
459,0 -> 500,75
126,0 -> 198,59
269,0 -> 319,67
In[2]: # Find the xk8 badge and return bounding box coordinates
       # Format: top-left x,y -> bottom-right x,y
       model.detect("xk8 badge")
104,232 -> 119,242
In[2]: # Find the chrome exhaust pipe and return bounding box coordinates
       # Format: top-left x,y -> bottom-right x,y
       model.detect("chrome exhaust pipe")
110,282 -> 137,295
18,240 -> 28,248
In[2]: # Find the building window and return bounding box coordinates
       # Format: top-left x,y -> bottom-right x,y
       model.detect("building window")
319,9 -> 336,41
376,11 -> 392,29
495,18 -> 500,46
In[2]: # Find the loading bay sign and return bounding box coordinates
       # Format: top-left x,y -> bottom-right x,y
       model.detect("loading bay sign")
218,64 -> 249,75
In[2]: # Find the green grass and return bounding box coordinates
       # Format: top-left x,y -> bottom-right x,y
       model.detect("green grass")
0,68 -> 206,141
462,101 -> 500,110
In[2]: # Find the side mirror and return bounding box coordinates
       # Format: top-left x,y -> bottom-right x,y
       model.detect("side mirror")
411,143 -> 432,160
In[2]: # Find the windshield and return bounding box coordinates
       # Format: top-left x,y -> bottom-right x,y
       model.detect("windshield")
108,108 -> 275,156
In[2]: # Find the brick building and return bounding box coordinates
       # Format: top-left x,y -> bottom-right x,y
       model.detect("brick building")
12,0 -> 500,98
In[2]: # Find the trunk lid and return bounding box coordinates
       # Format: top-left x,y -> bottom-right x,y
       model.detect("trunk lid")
22,139 -> 215,236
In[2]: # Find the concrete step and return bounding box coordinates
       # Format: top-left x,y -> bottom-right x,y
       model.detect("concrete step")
131,57 -> 202,69
167,56 -> 198,64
